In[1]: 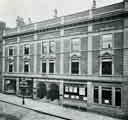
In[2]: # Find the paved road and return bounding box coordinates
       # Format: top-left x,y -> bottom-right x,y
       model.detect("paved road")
0,93 -> 121,120
0,102 -> 64,120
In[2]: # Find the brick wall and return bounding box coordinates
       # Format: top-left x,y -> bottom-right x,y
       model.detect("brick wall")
56,40 -> 61,74
63,53 -> 70,74
114,49 -> 123,75
19,44 -> 23,56
81,37 -> 88,51
0,39 -> 2,92
123,50 -> 128,76
5,37 -> 17,45
93,20 -> 123,32
5,58 -> 8,73
20,34 -> 34,42
92,35 -> 100,50
14,56 -> 17,72
63,39 -> 70,74
19,57 -> 23,73
5,47 -> 8,57
113,32 -> 123,75
30,44 -> 34,73
114,32 -> 123,49
37,31 -> 60,40
64,26 -> 88,36
92,35 -> 100,75
123,30 -> 128,76
92,2 -> 123,15
19,44 -> 23,72
92,51 -> 100,75
80,51 -> 88,75
36,42 -> 41,73
80,37 -> 88,75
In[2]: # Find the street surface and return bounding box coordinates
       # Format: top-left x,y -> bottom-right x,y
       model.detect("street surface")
0,93 -> 121,120
0,101 -> 63,120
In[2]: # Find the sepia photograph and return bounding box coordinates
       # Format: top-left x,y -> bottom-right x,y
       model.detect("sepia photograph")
0,0 -> 127,119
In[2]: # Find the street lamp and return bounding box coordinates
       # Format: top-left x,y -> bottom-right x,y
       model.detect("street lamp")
19,78 -> 28,105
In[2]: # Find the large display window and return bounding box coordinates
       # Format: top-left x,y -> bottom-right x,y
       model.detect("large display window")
102,87 -> 112,105
4,79 -> 16,94
93,86 -> 121,107
19,78 -> 33,97
64,84 -> 87,101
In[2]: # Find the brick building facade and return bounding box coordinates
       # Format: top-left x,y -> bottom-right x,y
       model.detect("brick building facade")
2,1 -> 128,117
0,21 -> 6,92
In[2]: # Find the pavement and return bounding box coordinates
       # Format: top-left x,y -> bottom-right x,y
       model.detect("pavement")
0,93 -> 121,120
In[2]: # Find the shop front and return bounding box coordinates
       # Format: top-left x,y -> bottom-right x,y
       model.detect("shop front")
18,78 -> 33,98
4,79 -> 16,94
63,82 -> 88,107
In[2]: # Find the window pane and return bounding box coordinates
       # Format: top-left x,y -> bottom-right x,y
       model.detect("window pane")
65,86 -> 69,92
9,48 -> 13,56
71,62 -> 79,74
49,41 -> 55,53
49,62 -> 54,73
79,87 -> 85,95
72,39 -> 80,51
24,62 -> 29,72
94,86 -> 99,103
102,87 -> 112,105
24,45 -> 30,55
69,86 -> 73,92
9,63 -> 13,72
42,62 -> 46,73
102,61 -> 112,75
42,42 -> 47,54
102,34 -> 112,48
73,87 -> 77,93
115,88 -> 121,106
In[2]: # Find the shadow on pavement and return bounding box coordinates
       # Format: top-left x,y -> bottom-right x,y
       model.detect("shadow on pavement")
0,113 -> 20,120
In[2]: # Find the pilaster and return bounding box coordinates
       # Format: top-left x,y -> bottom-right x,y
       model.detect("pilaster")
87,82 -> 93,105
60,38 -> 64,74
88,36 -> 92,75
47,59 -> 49,74
59,81 -> 64,104
112,87 -> 115,107
2,40 -> 5,73
16,78 -> 19,95
33,79 -> 37,99
17,37 -> 20,73
34,41 -> 37,73
2,40 -> 5,92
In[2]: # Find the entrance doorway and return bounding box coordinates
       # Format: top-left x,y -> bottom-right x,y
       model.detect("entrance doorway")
47,83 -> 59,101
37,82 -> 47,99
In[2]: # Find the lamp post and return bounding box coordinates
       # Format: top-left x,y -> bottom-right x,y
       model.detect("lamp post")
19,78 -> 28,105
22,87 -> 25,105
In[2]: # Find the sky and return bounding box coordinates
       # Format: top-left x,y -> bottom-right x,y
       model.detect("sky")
0,0 -> 123,28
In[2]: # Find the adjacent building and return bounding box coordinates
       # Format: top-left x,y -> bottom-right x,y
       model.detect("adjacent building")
2,0 -> 128,117
0,21 -> 6,92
